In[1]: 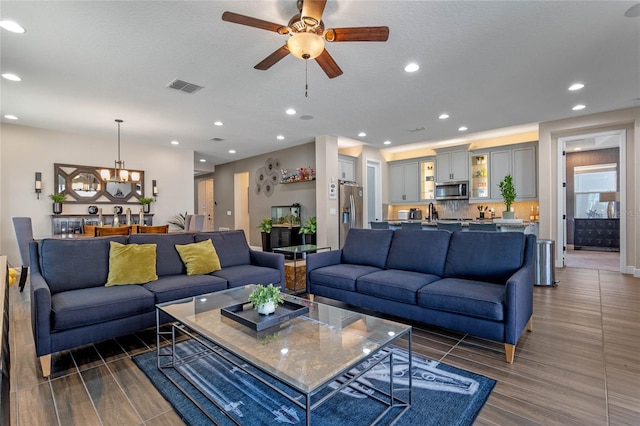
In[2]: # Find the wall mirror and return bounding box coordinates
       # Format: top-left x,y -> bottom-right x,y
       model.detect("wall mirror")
54,163 -> 144,204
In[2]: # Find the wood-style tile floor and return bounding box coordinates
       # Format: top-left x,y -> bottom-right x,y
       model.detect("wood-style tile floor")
8,267 -> 640,425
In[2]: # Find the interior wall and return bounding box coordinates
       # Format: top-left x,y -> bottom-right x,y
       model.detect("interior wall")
315,135 -> 339,250
538,107 -> 639,276
0,123 -> 194,266
211,142 -> 316,247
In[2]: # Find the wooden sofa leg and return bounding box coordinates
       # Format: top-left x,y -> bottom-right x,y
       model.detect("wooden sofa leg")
504,344 -> 515,364
40,355 -> 51,377
527,317 -> 533,332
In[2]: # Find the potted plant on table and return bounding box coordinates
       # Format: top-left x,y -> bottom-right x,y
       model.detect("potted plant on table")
498,174 -> 517,219
248,284 -> 283,315
49,193 -> 66,214
257,218 -> 272,252
139,197 -> 153,213
299,216 -> 317,245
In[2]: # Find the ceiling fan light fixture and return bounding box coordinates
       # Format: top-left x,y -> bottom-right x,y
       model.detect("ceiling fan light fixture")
287,32 -> 325,60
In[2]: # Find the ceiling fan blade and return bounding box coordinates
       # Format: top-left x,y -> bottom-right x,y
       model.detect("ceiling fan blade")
301,0 -> 327,23
315,49 -> 343,79
222,11 -> 285,33
254,45 -> 291,70
325,26 -> 390,42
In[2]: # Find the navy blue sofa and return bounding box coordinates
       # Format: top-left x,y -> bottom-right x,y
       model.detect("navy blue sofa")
29,230 -> 284,376
306,229 -> 535,363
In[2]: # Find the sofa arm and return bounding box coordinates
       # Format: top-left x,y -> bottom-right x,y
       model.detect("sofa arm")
250,250 -> 285,288
504,262 -> 535,345
306,250 -> 343,285
30,272 -> 52,357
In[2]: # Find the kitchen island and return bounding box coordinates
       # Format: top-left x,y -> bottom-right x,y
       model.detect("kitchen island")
380,219 -> 538,235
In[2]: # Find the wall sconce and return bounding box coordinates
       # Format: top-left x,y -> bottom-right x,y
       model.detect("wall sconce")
35,172 -> 42,199
152,179 -> 158,200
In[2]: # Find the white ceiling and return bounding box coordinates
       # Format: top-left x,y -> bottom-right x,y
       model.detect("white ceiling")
1,1 -> 639,172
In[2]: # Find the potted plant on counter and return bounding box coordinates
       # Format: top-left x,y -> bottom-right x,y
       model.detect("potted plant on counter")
49,193 -> 66,214
299,216 -> 317,245
257,218 -> 272,252
139,197 -> 153,213
498,174 -> 517,219
248,284 -> 283,315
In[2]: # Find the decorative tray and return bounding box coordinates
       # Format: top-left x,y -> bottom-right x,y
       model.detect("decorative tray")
220,300 -> 309,332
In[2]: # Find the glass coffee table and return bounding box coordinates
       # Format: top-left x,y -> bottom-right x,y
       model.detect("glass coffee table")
156,285 -> 412,425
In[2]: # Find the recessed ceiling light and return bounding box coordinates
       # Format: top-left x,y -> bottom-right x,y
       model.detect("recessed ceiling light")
404,63 -> 419,73
4,114 -> 18,120
358,132 -> 366,137
438,113 -> 450,120
199,159 -> 206,162
383,140 -> 391,145
572,104 -> 586,111
228,149 -> 236,154
574,147 -> 582,151
276,135 -> 285,140
1,73 -> 21,81
214,121 -> 223,126
170,140 -> 179,145
568,83 -> 584,91
0,20 -> 25,34
286,108 -> 296,115
458,126 -> 468,131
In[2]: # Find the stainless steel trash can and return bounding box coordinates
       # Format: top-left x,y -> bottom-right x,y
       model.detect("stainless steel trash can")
535,239 -> 557,286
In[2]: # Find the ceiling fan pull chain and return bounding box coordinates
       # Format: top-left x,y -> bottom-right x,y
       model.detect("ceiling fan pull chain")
305,59 -> 309,98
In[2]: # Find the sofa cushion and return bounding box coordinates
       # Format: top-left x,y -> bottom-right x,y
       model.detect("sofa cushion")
143,274 -> 227,304
106,242 -> 158,286
417,278 -> 506,321
308,264 -> 382,292
39,236 -> 128,294
175,239 -> 221,276
386,230 -> 451,276
212,265 -> 281,289
357,270 -> 441,304
196,231 -> 250,268
341,229 -> 394,268
443,232 -> 526,284
129,233 -> 195,277
51,285 -> 155,331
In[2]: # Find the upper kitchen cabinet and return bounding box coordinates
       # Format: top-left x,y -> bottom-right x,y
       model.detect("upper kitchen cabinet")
512,145 -> 537,199
389,159 -> 419,203
338,154 -> 357,182
420,157 -> 436,201
469,153 -> 490,201
490,149 -> 512,200
436,147 -> 469,182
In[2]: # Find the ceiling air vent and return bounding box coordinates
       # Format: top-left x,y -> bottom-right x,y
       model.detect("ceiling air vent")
167,79 -> 203,94
209,137 -> 224,142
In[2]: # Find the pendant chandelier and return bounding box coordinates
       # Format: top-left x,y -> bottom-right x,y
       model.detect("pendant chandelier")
101,119 -> 139,183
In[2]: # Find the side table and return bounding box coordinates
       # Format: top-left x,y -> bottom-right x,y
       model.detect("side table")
272,244 -> 330,294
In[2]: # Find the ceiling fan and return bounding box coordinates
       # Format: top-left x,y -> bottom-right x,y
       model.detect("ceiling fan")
222,0 -> 389,79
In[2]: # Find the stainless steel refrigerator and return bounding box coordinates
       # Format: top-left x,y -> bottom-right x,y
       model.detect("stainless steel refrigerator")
339,183 -> 363,248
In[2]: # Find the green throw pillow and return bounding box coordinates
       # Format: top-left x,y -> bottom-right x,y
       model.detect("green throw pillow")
105,241 -> 158,286
175,239 -> 221,276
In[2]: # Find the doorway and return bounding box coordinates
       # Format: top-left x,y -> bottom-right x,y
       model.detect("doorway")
196,178 -> 214,231
366,159 -> 382,226
557,130 -> 626,272
234,172 -> 250,239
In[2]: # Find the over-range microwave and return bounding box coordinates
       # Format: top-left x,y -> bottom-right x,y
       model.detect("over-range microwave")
435,181 -> 469,200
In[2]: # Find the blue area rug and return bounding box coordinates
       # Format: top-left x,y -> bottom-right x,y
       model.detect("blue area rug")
133,339 -> 495,425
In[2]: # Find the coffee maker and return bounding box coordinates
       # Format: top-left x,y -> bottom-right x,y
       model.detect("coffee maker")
409,208 -> 422,220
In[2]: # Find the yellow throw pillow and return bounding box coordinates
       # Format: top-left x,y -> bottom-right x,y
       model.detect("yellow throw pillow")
175,239 -> 221,276
106,241 -> 158,286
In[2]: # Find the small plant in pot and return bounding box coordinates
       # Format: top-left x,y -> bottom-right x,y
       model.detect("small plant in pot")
257,218 -> 272,252
299,216 -> 317,245
248,284 -> 283,315
498,174 -> 517,219
49,193 -> 66,214
139,197 -> 153,213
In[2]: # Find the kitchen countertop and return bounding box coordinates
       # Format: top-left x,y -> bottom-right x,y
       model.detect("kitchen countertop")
384,219 -> 538,228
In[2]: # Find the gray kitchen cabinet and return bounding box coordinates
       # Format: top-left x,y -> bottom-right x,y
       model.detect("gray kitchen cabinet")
338,154 -> 356,182
490,149 -> 512,200
389,160 -> 419,203
436,149 -> 469,182
513,145 -> 537,199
